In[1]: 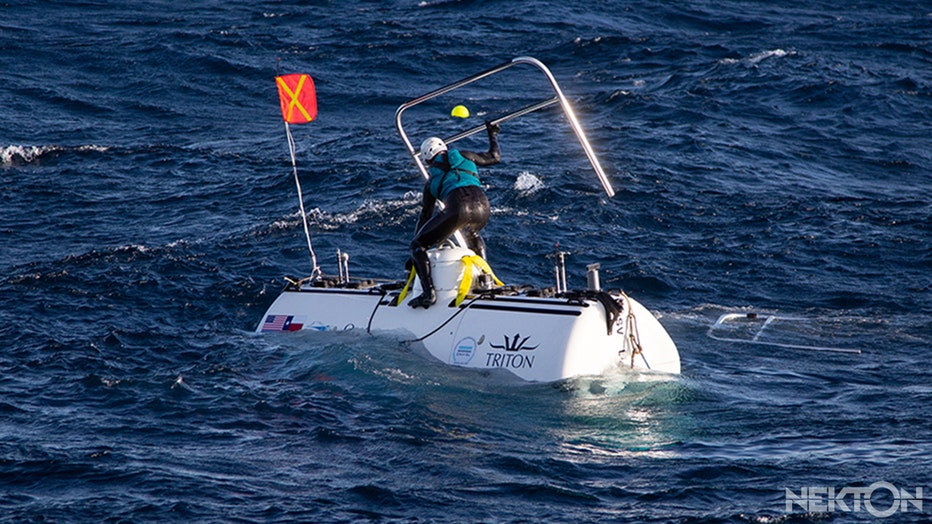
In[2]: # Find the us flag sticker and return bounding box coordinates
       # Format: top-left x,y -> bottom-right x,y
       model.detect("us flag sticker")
261,315 -> 305,332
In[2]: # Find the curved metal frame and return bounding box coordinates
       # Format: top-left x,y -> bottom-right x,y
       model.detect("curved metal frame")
394,56 -> 615,198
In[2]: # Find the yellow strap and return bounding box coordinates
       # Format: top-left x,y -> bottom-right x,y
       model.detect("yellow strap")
396,266 -> 417,305
465,255 -> 504,286
455,255 -> 504,306
456,261 -> 475,307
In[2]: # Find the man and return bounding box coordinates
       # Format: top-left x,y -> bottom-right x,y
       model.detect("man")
408,122 -> 501,308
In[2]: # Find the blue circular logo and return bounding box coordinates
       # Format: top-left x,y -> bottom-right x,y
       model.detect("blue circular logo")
451,337 -> 477,365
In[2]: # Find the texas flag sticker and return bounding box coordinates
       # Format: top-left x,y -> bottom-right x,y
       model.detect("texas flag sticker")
261,315 -> 305,332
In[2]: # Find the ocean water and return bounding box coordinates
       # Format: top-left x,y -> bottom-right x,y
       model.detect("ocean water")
2,1 -> 930,522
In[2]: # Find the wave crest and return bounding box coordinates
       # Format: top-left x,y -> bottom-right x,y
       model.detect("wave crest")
719,48 -> 794,66
514,171 -> 545,195
1,144 -> 110,167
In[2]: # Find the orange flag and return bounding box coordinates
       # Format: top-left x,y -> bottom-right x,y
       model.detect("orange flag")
276,74 -> 317,124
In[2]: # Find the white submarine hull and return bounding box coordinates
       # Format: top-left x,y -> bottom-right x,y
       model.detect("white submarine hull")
258,246 -> 680,382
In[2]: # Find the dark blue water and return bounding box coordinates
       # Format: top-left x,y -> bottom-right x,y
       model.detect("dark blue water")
2,1 -> 930,522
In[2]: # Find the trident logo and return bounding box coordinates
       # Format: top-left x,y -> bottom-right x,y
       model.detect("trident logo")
490,334 -> 539,352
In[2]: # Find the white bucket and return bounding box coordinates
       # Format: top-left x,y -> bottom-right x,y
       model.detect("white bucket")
428,246 -> 474,291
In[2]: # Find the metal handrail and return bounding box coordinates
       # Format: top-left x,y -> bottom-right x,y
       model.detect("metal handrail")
394,56 -> 615,198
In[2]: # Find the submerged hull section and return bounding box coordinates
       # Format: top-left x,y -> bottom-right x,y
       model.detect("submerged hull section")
258,248 -> 680,382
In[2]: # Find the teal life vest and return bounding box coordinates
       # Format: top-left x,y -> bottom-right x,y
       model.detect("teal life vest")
428,150 -> 481,201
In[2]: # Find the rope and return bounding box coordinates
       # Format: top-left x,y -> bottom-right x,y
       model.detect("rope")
285,122 -> 320,279
404,294 -> 484,343
616,292 -> 649,370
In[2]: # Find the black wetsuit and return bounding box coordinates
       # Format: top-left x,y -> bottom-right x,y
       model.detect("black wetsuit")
408,125 -> 500,306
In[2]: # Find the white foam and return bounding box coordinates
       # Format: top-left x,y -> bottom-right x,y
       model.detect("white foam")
2,145 -> 47,166
273,193 -> 422,232
720,49 -> 793,66
1,144 -> 110,166
514,171 -> 544,194
747,48 -> 791,64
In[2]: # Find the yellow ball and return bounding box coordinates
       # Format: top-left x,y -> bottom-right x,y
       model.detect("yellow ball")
451,105 -> 470,118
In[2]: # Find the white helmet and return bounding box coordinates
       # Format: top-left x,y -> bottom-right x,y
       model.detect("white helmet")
419,137 -> 447,161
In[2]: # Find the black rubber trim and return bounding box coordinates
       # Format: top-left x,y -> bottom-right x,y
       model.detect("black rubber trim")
464,303 -> 582,316
474,295 -> 590,307
291,288 -> 386,296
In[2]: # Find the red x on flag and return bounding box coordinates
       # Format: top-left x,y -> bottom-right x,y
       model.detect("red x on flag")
276,74 -> 317,124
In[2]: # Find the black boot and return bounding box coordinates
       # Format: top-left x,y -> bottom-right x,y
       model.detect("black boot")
408,245 -> 436,309
408,288 -> 436,309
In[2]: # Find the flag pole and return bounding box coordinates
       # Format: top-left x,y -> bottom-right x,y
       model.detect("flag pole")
284,121 -> 320,279
276,72 -> 320,279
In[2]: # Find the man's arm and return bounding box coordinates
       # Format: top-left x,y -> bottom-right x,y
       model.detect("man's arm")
461,122 -> 500,167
